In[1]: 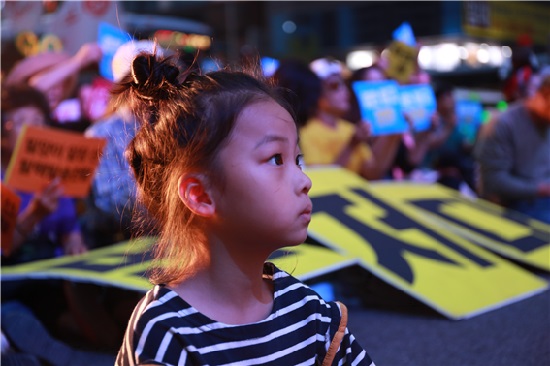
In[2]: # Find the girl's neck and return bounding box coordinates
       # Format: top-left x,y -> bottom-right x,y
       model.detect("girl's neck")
171,239 -> 274,325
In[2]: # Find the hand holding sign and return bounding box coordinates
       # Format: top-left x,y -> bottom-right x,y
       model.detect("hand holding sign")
352,80 -> 408,136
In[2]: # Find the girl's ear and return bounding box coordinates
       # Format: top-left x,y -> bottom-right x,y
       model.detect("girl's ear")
178,174 -> 215,217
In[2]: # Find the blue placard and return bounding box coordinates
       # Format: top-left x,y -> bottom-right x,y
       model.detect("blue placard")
97,22 -> 132,81
392,22 -> 416,47
352,80 -> 407,136
456,100 -> 483,144
399,84 -> 437,132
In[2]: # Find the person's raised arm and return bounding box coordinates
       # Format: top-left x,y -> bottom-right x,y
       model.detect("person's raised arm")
28,43 -> 102,92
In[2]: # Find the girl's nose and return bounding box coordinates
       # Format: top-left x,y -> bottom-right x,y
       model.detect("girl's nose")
300,170 -> 312,194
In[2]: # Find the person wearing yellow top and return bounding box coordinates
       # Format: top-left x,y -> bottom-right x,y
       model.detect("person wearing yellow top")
301,57 -> 401,181
300,116 -> 372,174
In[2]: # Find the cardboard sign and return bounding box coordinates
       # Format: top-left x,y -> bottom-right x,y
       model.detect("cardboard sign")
352,80 -> 408,136
4,125 -> 106,198
1,183 -> 22,256
399,84 -> 437,132
370,182 -> 550,271
385,40 -> 419,84
0,238 -> 356,293
2,168 -> 549,320
305,167 -> 548,319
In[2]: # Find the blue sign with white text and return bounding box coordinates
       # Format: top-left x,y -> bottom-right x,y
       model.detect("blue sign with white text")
456,100 -> 483,144
352,80 -> 407,136
399,84 -> 437,132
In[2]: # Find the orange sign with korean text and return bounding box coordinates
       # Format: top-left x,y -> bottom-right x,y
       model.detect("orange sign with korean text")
1,183 -> 21,255
4,125 -> 106,198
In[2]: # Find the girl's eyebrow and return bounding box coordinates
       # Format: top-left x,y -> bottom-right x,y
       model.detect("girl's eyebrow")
254,135 -> 289,149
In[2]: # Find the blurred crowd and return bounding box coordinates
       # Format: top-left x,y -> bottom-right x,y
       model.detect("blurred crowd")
1,36 -> 549,364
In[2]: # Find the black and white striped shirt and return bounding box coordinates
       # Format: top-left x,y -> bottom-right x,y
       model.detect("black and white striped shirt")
116,263 -> 374,366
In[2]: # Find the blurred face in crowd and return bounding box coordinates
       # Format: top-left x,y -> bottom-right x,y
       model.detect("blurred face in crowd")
437,91 -> 455,116
319,74 -> 350,116
526,83 -> 550,125
361,67 -> 386,82
1,106 -> 47,158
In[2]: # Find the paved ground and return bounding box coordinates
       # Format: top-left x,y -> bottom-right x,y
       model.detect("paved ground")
326,267 -> 550,366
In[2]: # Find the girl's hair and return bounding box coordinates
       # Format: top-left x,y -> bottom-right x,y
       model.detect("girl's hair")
112,51 -> 296,285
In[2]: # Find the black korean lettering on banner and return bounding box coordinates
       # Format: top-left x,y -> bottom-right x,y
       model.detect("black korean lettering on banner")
66,146 -> 88,162
313,193 -> 458,284
19,160 -> 90,181
42,251 -> 152,274
409,199 -> 549,253
25,138 -> 64,158
352,188 -> 494,268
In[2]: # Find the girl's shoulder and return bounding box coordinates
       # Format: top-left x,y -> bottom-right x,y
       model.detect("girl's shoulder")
266,262 -> 337,315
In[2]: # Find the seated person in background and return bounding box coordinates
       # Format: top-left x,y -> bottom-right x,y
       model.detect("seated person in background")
5,42 -> 102,131
1,83 -> 87,264
82,40 -> 164,248
407,81 -> 476,191
300,57 -> 400,180
475,68 -> 550,224
272,58 -> 322,128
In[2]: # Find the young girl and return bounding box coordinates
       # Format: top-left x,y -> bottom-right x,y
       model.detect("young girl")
114,50 -> 374,365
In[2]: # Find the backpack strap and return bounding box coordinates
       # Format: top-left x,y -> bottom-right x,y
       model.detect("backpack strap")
322,301 -> 348,366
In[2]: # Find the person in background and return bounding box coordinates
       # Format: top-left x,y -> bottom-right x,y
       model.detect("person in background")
5,42 -> 102,131
475,68 -> 550,223
1,83 -> 87,263
272,58 -> 322,128
114,50 -> 373,365
81,40 -> 164,249
303,57 -> 401,180
0,83 -> 115,366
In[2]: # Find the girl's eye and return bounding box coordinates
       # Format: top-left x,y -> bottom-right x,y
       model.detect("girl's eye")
269,154 -> 284,166
296,154 -> 305,169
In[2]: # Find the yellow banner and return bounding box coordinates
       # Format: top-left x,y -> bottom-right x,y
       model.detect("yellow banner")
2,167 -> 548,319
462,2 -> 550,46
305,167 -> 548,319
0,237 -> 354,292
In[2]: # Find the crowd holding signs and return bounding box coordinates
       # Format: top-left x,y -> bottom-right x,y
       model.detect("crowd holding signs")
353,79 -> 483,136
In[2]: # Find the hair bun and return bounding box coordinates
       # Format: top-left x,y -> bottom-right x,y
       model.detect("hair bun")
131,54 -> 154,86
131,54 -> 180,100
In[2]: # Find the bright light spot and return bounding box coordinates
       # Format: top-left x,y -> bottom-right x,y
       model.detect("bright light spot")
489,46 -> 503,66
418,46 -> 433,70
436,43 -> 460,71
282,20 -> 296,34
346,50 -> 373,70
458,46 -> 469,60
502,46 -> 512,58
477,48 -> 490,63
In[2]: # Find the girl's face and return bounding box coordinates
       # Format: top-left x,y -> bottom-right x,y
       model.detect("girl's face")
210,99 -> 312,254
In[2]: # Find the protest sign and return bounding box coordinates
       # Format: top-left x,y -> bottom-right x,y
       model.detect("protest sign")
456,100 -> 483,144
385,40 -> 419,83
1,183 -> 21,256
352,80 -> 408,135
4,125 -> 106,198
399,84 -> 437,132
